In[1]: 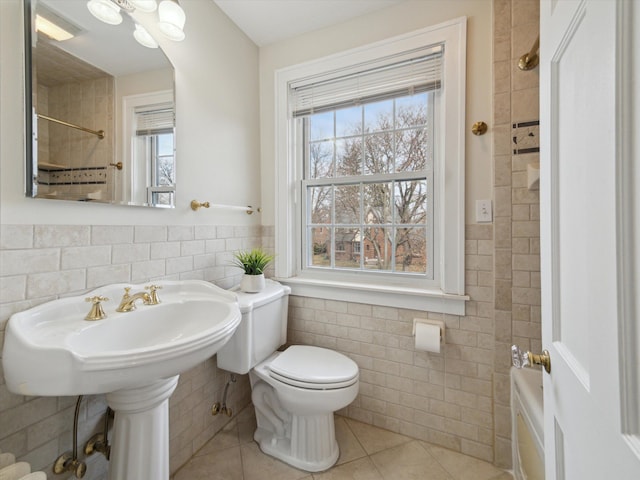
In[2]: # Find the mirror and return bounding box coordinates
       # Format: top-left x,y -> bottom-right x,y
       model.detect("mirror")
24,0 -> 176,207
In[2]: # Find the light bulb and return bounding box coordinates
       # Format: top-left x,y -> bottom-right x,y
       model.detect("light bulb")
158,0 -> 185,41
87,0 -> 123,26
133,23 -> 158,48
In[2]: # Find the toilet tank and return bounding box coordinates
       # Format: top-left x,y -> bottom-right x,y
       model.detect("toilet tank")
217,280 -> 291,374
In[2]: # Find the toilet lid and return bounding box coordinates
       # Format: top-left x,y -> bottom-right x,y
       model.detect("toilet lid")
269,345 -> 359,390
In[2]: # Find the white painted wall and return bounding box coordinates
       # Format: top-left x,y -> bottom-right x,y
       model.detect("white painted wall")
0,0 -> 260,226
258,0 -> 493,225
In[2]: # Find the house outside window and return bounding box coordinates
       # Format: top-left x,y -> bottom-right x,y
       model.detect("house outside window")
275,19 -> 468,314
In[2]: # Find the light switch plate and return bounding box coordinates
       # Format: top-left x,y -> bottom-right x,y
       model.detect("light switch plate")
476,199 -> 492,223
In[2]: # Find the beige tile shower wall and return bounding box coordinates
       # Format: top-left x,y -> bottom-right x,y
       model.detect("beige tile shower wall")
287,224 -> 495,462
47,76 -> 114,199
492,0 -> 541,469
0,224 -> 258,478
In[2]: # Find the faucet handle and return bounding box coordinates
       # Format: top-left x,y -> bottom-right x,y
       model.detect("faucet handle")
122,287 -> 131,298
85,296 -> 109,321
145,285 -> 162,305
85,295 -> 109,302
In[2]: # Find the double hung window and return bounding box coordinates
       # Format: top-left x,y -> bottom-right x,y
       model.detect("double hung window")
291,49 -> 440,279
275,19 -> 467,314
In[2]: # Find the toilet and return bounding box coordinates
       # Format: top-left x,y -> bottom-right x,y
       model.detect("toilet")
217,279 -> 360,472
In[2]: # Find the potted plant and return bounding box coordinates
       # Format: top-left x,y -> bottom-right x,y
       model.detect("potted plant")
231,248 -> 275,293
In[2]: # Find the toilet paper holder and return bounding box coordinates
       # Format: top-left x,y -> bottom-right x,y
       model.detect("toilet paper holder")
412,318 -> 446,344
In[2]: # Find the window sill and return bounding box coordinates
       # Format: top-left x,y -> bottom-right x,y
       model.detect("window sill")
274,276 -> 468,315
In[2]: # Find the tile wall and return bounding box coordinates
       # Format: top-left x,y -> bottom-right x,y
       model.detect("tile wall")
288,223 -> 496,462
492,0 -> 541,468
0,224 -> 261,479
36,76 -> 114,201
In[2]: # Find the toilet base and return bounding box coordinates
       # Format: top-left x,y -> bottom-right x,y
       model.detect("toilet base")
254,412 -> 339,472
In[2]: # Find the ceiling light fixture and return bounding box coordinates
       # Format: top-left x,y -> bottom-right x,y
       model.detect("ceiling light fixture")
157,0 -> 186,41
129,0 -> 158,12
36,15 -> 74,41
35,14 -> 81,42
35,3 -> 83,42
133,23 -> 158,48
87,0 -> 123,25
86,0 -> 186,49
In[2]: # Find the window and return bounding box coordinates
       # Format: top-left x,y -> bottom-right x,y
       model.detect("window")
275,19 -> 468,314
300,90 -> 436,277
134,104 -> 175,207
121,91 -> 175,207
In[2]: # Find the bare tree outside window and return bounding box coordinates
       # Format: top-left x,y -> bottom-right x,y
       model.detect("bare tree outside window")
305,92 -> 433,275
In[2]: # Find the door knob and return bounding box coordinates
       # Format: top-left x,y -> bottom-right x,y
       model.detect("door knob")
511,344 -> 551,374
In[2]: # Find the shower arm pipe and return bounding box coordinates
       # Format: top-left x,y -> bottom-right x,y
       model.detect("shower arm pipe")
190,200 -> 262,214
37,113 -> 105,139
518,35 -> 540,71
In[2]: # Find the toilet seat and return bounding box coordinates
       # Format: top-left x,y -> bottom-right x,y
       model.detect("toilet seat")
268,345 -> 359,390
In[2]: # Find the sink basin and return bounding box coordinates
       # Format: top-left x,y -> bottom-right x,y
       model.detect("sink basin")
3,280 -> 241,396
2,280 -> 241,480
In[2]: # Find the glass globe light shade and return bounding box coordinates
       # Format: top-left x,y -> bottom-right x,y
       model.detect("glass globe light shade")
87,0 -> 123,25
133,23 -> 158,48
158,0 -> 185,41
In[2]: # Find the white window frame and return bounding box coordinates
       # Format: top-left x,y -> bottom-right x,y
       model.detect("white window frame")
274,18 -> 468,315
122,90 -> 174,206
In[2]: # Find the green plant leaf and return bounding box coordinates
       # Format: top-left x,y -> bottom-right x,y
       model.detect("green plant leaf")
231,248 -> 275,275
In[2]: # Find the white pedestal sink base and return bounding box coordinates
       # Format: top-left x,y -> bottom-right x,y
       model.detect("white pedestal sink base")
106,376 -> 179,480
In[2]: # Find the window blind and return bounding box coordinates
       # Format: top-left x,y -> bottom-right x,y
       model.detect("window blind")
289,44 -> 443,117
135,103 -> 174,136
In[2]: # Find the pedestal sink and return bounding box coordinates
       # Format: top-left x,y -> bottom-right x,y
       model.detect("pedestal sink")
2,280 -> 241,480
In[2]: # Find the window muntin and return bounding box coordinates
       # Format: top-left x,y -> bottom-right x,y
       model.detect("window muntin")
301,91 -> 436,278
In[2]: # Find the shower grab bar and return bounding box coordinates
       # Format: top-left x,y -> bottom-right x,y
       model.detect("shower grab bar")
38,113 -> 105,139
518,35 -> 540,71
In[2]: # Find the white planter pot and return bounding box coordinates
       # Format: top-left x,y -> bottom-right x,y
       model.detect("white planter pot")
240,274 -> 265,293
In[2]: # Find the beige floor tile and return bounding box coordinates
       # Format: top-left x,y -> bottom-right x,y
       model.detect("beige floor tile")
422,444 -> 507,480
175,409 -> 511,480
345,418 -> 412,455
370,441 -> 453,480
488,474 -> 514,480
240,441 -> 310,480
236,403 -> 256,423
335,416 -> 367,465
312,457 -> 384,480
195,420 -> 239,457
237,409 -> 257,445
173,445 -> 243,480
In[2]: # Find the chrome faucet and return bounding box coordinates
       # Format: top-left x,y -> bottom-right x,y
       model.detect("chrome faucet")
116,287 -> 151,312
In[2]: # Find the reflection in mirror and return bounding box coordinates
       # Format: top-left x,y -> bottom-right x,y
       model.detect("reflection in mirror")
25,0 -> 176,207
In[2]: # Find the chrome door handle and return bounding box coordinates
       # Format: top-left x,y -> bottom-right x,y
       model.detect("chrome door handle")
511,345 -> 551,374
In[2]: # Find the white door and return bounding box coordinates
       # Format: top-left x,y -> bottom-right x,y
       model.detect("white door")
539,0 -> 640,478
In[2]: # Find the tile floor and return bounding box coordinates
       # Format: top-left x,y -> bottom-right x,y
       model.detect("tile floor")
172,406 -> 513,480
